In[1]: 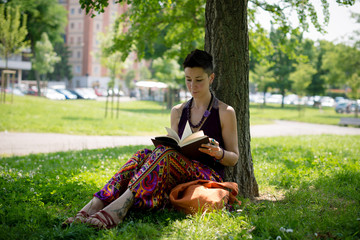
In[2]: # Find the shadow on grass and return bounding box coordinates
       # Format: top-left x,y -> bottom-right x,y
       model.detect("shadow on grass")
249,137 -> 360,239
248,170 -> 360,239
0,145 -> 188,240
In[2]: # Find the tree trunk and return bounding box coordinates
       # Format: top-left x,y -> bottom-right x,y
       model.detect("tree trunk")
35,71 -> 41,97
205,0 -> 259,198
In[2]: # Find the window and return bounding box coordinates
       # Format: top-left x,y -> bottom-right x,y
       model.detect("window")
94,66 -> 99,74
75,66 -> 81,74
70,8 -> 75,14
78,8 -> 82,14
70,22 -> 74,29
77,51 -> 81,58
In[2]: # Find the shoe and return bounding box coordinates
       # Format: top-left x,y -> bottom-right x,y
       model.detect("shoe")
86,210 -> 117,230
62,210 -> 89,228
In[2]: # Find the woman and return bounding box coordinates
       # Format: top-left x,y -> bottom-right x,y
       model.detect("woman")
63,49 -> 239,230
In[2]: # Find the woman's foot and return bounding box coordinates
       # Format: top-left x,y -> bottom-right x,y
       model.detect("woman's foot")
86,189 -> 134,230
62,197 -> 105,228
85,210 -> 120,230
62,211 -> 89,228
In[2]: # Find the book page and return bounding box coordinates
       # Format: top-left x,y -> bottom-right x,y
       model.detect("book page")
180,121 -> 193,142
165,127 -> 180,143
180,130 -> 206,146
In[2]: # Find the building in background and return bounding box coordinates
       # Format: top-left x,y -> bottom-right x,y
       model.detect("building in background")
0,49 -> 32,88
59,0 -> 141,91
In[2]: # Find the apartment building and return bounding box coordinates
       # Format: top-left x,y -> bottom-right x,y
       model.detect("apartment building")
59,0 -> 138,90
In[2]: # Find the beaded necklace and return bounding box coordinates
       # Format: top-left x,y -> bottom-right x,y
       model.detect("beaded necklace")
187,93 -> 214,129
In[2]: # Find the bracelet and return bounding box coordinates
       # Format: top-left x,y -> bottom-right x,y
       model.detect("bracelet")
214,148 -> 225,163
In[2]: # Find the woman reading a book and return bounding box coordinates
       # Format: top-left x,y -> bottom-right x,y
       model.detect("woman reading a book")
63,49 -> 239,229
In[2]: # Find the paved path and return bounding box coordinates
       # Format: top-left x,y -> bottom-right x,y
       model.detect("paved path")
1,120 -> 359,156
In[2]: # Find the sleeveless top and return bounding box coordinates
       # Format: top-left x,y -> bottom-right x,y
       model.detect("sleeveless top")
178,97 -> 225,178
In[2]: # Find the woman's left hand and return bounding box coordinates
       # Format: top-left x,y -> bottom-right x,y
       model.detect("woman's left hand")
199,138 -> 224,160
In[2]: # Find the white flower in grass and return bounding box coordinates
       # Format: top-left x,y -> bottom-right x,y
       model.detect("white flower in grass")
280,227 -> 293,233
276,236 -> 282,240
30,188 -> 34,192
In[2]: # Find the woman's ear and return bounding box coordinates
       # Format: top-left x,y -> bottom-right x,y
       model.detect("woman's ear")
209,73 -> 215,84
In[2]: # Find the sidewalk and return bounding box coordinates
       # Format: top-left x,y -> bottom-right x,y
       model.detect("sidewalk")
1,120 -> 359,156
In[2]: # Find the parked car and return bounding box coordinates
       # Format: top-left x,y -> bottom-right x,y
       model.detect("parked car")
266,94 -> 283,104
44,88 -> 66,100
70,88 -> 97,100
284,94 -> 299,105
320,96 -> 335,107
55,89 -> 77,100
5,88 -> 25,96
94,88 -> 108,97
335,102 -> 359,113
26,88 -> 38,96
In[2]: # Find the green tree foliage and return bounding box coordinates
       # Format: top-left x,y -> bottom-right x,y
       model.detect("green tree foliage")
6,0 -> 67,48
47,42 -> 73,82
31,32 -> 60,96
250,59 -> 275,106
79,0 -> 354,63
306,40 -> 328,96
0,4 -> 29,103
322,43 -> 360,88
290,62 -> 316,97
152,57 -> 183,108
353,12 -> 360,49
268,27 -> 300,107
139,66 -> 152,80
97,28 -> 125,90
152,58 -> 183,86
96,0 -> 206,61
124,70 -> 136,90
0,5 -> 29,69
347,73 -> 360,117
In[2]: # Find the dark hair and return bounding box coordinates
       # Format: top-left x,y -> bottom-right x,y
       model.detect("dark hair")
183,49 -> 213,75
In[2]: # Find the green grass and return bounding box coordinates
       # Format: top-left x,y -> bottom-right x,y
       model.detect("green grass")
250,103 -> 346,125
1,135 -> 359,239
0,96 -> 354,136
0,95 -> 170,136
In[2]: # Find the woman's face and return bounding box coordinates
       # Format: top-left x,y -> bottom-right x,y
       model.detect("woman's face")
184,67 -> 214,98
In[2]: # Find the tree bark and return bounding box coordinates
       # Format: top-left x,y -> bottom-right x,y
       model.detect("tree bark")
205,0 -> 259,198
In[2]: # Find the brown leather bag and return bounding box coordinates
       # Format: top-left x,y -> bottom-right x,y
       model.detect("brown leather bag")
169,179 -> 241,214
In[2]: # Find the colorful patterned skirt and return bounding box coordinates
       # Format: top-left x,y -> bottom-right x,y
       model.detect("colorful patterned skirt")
94,145 -> 223,209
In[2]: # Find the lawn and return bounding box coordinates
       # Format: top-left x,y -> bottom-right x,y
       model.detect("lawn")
0,95 -> 170,136
0,135 -> 359,239
0,95 -> 354,136
1,95 -> 359,239
250,103 -> 346,125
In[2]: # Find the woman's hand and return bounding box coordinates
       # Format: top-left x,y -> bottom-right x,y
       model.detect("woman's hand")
199,138 -> 224,161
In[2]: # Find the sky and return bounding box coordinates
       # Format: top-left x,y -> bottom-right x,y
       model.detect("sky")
256,1 -> 360,44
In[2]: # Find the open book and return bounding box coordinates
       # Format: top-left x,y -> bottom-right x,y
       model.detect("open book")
151,121 -> 209,159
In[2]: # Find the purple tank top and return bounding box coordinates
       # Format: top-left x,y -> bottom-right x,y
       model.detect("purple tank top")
178,97 -> 225,177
